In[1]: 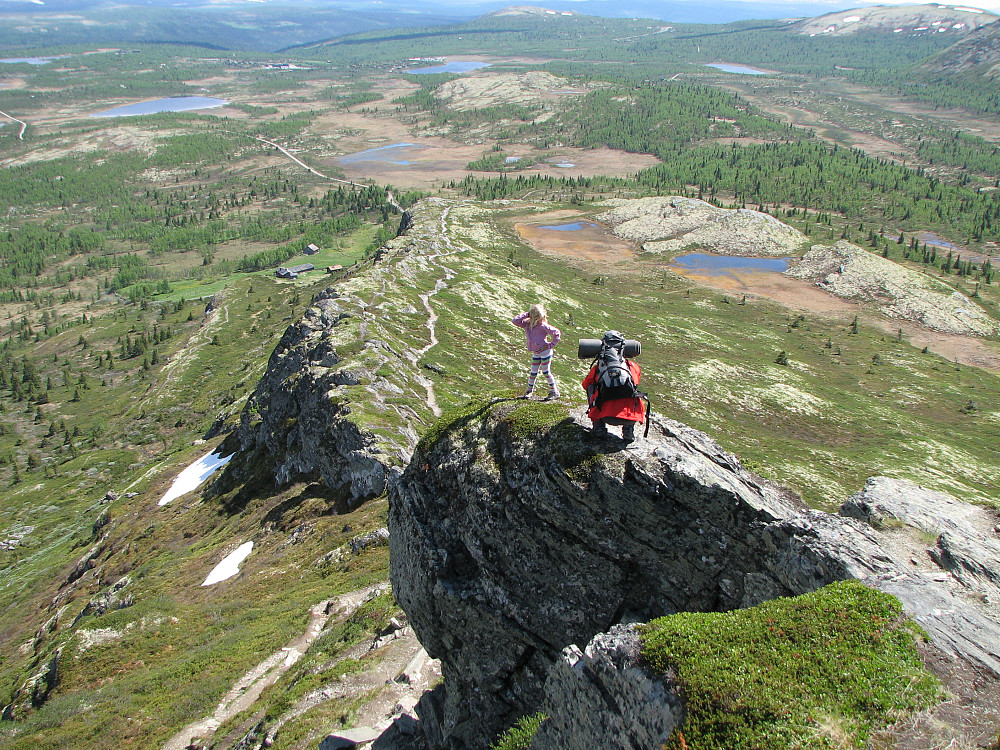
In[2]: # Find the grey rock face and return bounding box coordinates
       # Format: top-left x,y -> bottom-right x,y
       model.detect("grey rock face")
533,625 -> 681,750
389,401 -> 1000,749
219,289 -> 413,507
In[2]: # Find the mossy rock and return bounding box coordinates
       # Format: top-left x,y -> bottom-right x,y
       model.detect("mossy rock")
639,580 -> 940,750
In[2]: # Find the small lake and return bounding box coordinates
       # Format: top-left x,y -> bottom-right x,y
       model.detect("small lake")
704,63 -> 771,75
407,61 -> 490,74
0,56 -> 66,65
552,161 -> 576,168
90,96 -> 228,117
540,222 -> 598,231
671,253 -> 792,276
919,232 -> 959,250
338,142 -> 424,165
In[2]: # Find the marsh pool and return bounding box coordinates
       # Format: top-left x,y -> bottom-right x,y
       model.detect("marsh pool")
91,96 -> 228,117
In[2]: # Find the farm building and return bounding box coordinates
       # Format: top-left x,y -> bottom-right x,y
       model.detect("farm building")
304,244 -> 320,255
275,263 -> 315,279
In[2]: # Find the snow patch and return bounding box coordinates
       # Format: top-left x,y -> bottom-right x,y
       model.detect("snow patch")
202,542 -> 254,586
843,15 -> 861,22
158,449 -> 233,506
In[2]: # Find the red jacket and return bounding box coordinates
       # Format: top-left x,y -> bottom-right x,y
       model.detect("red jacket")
583,360 -> 646,423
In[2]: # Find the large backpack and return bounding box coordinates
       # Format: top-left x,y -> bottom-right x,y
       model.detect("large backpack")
591,331 -> 652,436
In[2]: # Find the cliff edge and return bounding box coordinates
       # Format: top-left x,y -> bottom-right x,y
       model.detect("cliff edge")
388,398 -> 1000,749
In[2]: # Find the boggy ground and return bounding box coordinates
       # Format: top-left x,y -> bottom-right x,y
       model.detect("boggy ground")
511,207 -> 1000,375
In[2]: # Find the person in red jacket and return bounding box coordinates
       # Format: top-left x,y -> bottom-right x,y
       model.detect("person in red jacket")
582,356 -> 645,442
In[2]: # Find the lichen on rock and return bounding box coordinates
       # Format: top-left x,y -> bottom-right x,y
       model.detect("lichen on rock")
596,196 -> 808,257
787,240 -> 1000,336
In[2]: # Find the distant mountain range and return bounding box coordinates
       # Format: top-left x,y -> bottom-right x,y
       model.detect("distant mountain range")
2,0 -> 996,25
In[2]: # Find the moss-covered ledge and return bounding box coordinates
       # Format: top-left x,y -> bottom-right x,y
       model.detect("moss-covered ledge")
638,580 -> 941,750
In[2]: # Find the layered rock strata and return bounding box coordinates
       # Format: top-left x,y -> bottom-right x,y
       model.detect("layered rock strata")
388,399 -> 1000,749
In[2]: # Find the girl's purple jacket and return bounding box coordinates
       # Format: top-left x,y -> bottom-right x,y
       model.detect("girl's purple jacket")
512,312 -> 562,353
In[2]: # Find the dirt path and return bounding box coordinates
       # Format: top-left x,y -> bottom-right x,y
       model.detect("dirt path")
251,135 -> 369,189
161,584 -> 388,750
261,626 -> 436,748
412,204 -> 464,417
0,109 -> 27,139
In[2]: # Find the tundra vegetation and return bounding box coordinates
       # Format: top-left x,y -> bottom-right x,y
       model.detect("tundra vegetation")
0,4 -> 998,748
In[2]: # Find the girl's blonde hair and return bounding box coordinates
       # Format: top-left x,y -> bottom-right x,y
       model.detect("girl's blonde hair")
528,304 -> 546,328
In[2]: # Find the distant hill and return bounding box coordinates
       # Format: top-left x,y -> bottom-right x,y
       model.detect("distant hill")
792,3 -> 997,36
920,19 -> 1000,73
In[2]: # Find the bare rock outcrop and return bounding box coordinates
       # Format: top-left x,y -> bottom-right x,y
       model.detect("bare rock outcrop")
218,287 -> 416,507
596,196 -> 807,256
787,240 -> 999,336
388,399 -> 1000,749
434,72 -> 571,111
532,626 -> 681,750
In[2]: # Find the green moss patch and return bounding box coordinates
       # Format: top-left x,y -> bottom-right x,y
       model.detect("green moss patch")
639,580 -> 940,749
489,712 -> 547,750
501,401 -> 570,440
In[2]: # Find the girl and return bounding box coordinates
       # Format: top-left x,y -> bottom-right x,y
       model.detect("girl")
512,304 -> 561,400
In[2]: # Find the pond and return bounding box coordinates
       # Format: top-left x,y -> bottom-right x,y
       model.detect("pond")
552,161 -> 576,168
671,253 -> 792,277
919,232 -> 959,250
0,56 -> 67,65
90,96 -> 228,117
540,222 -> 598,231
337,142 -> 424,165
704,63 -> 771,75
407,60 -> 490,74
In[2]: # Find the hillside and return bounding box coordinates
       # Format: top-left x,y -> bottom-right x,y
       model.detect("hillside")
921,18 -> 1000,73
793,4 -> 998,36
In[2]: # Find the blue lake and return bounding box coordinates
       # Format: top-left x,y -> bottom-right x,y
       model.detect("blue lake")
0,56 -> 65,65
704,63 -> 771,75
338,142 -> 423,165
540,222 -> 598,231
672,253 -> 792,276
90,96 -> 228,117
407,61 -> 490,74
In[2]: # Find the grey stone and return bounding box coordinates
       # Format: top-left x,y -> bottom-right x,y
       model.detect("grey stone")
389,402 -> 1000,749
215,287 -> 417,508
533,626 -> 680,750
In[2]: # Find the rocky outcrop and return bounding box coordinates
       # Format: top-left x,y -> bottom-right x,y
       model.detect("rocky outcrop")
434,72 -> 572,112
388,399 -> 1000,749
218,287 -> 418,507
596,196 -> 807,257
2,648 -> 61,720
532,626 -> 681,750
786,240 -> 999,336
